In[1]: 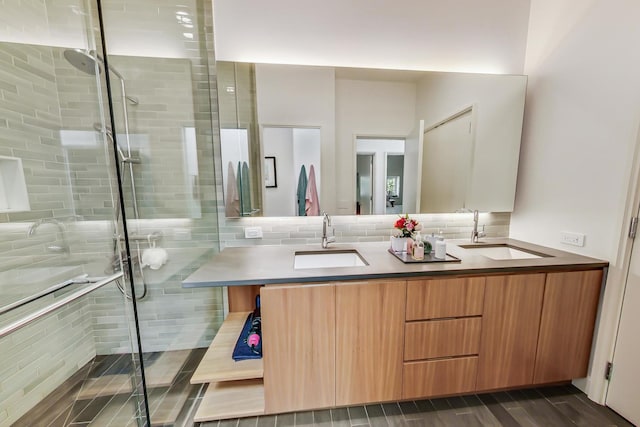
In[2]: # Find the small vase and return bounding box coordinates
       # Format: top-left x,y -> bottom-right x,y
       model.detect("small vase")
390,236 -> 408,253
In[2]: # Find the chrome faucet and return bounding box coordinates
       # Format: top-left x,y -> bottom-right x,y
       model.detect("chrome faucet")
321,211 -> 336,248
471,210 -> 486,243
27,218 -> 71,254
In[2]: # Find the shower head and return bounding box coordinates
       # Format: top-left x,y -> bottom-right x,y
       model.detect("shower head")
63,48 -> 131,85
64,49 -> 102,75
65,49 -> 138,105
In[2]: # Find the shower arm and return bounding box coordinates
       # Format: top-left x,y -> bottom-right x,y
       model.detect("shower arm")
117,76 -> 140,221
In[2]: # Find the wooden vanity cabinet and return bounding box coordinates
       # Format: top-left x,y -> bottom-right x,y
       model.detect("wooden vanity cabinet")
260,283 -> 335,413
335,280 -> 406,405
533,269 -> 603,383
191,252 -> 606,423
476,273 -> 546,391
261,279 -> 407,412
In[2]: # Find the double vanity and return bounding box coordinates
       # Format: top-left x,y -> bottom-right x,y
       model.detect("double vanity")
183,238 -> 607,422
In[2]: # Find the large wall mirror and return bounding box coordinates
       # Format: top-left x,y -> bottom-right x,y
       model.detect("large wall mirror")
217,62 -> 527,217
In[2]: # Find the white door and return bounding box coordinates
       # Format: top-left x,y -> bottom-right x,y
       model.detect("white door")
356,154 -> 374,215
606,216 -> 640,425
419,109 -> 473,213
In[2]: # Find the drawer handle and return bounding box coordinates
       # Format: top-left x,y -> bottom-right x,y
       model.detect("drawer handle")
406,315 -> 482,323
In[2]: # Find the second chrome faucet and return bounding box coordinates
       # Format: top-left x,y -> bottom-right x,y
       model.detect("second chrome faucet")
471,210 -> 486,243
321,212 -> 336,248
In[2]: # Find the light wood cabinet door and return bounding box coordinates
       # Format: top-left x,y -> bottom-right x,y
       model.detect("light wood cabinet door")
534,269 -> 603,383
335,280 -> 406,406
476,273 -> 546,391
261,283 -> 335,413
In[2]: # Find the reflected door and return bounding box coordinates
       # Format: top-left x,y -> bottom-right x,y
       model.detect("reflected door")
419,110 -> 473,213
357,154 -> 374,215
386,155 -> 404,214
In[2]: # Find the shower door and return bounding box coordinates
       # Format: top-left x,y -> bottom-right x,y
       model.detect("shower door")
0,1 -> 149,426
99,0 -> 225,425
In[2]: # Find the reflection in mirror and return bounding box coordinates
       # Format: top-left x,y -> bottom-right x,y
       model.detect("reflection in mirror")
262,127 -> 321,216
221,129 -> 255,216
217,62 -> 262,217
356,138 -> 404,215
418,107 -> 474,213
356,154 -> 373,215
386,155 -> 404,214
216,62 -> 527,217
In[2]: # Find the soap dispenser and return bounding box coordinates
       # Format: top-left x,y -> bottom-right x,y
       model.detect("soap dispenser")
412,232 -> 425,260
434,235 -> 446,259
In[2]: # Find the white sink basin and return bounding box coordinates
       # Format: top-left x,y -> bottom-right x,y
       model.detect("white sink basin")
294,250 -> 368,269
459,244 -> 550,260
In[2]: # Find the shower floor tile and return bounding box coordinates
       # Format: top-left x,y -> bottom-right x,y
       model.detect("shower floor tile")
13,348 -> 206,427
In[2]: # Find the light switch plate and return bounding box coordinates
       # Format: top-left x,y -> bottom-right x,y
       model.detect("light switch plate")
244,226 -> 263,239
560,231 -> 585,247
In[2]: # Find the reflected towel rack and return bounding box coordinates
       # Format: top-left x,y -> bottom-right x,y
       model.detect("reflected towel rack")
0,272 -> 123,339
114,231 -> 162,243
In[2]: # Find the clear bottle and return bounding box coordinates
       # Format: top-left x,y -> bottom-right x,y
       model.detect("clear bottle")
425,232 -> 436,253
434,236 -> 446,259
406,236 -> 414,253
412,232 -> 425,260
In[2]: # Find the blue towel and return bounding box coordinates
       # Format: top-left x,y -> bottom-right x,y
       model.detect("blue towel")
296,165 -> 308,216
232,313 -> 262,361
241,161 -> 252,215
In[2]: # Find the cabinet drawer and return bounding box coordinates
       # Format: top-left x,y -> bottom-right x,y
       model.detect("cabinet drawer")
404,317 -> 481,361
403,356 -> 478,399
406,277 -> 486,320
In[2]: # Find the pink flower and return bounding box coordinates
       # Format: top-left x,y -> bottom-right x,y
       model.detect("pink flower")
393,214 -> 419,237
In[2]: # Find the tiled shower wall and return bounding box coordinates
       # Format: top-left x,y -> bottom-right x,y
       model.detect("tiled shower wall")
89,0 -> 224,354
0,0 -> 224,423
0,41 -> 97,426
14,0 -> 225,355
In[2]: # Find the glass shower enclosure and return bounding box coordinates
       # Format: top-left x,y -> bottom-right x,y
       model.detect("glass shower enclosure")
0,0 -> 223,425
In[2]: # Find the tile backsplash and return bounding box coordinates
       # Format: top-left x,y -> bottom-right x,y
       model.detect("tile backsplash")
219,212 -> 510,248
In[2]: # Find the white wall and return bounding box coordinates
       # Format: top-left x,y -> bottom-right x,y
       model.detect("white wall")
262,127 -> 295,216
512,0 -> 640,399
513,0 -> 640,260
212,0 -> 531,74
415,73 -> 527,212
255,64 -> 336,213
335,78 -> 416,214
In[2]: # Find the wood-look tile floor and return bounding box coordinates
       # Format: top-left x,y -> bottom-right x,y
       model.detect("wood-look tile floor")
14,348 -> 206,427
196,385 -> 634,427
17,350 -> 634,427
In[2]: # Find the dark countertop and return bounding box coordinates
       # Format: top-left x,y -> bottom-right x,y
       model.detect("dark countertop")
182,238 -> 608,288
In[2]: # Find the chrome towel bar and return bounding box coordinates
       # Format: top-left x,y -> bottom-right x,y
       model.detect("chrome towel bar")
0,272 -> 123,339
0,273 -> 110,317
